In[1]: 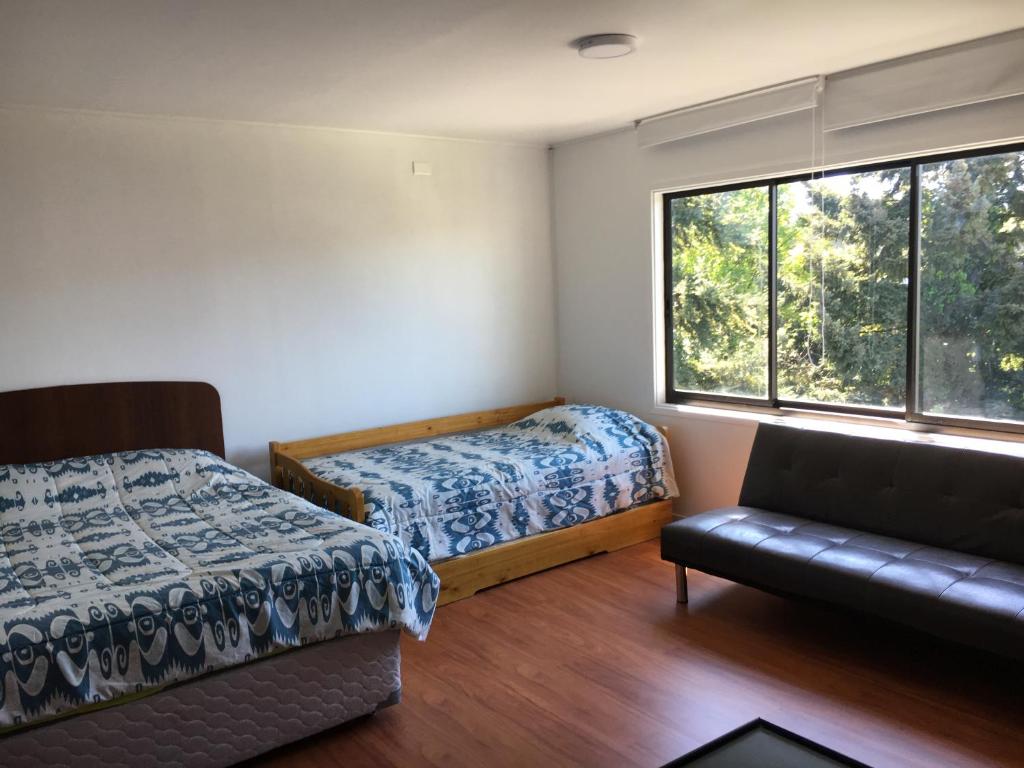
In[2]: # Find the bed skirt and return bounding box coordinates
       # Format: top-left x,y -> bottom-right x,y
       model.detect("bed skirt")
1,630 -> 402,768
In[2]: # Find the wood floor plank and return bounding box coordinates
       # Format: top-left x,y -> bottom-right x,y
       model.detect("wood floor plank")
246,541 -> 1024,768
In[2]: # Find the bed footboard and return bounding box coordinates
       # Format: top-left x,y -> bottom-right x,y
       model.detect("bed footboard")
269,444 -> 366,524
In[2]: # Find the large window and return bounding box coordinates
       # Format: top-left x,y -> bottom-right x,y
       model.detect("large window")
664,144 -> 1024,432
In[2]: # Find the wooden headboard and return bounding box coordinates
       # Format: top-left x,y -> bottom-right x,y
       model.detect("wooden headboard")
0,382 -> 225,464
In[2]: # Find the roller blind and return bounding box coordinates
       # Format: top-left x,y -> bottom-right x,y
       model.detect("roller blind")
636,77 -> 822,149
823,29 -> 1024,132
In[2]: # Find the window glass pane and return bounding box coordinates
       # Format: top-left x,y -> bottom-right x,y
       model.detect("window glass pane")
919,150 -> 1024,423
668,187 -> 769,398
776,169 -> 910,408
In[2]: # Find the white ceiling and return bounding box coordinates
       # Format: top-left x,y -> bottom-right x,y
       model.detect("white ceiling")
2,0 -> 1022,145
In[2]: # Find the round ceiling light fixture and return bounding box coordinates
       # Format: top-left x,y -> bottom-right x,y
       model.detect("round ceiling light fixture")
574,33 -> 637,59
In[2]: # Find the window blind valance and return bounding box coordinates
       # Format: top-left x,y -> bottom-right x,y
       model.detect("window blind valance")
823,28 -> 1024,132
635,77 -> 822,149
636,29 -> 1024,149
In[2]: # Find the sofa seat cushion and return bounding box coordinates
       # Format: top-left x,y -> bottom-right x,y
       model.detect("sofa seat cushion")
662,507 -> 1024,658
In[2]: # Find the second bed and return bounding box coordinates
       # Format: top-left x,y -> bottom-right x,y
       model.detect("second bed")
271,400 -> 678,604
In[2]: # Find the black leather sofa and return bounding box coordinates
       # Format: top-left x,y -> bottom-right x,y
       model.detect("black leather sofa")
661,423 -> 1024,660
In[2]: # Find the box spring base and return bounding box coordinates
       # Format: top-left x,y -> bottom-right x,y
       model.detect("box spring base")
1,630 -> 402,768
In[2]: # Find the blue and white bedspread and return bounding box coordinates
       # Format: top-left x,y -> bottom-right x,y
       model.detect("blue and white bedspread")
0,449 -> 437,728
302,404 -> 679,563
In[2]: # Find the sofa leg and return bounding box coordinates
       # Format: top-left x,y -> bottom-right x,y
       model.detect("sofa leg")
675,565 -> 688,604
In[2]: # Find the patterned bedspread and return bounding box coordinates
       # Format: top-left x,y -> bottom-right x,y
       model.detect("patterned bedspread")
302,404 -> 678,563
0,450 -> 438,728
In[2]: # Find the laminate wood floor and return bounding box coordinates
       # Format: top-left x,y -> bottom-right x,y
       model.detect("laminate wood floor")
247,540 -> 1024,768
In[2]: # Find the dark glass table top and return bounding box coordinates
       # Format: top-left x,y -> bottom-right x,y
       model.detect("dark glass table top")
662,720 -> 873,768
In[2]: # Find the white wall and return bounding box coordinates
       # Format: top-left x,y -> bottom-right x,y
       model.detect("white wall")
0,107 -> 557,477
551,96 -> 1024,517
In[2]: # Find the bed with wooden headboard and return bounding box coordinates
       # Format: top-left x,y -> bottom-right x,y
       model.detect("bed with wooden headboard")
0,381 -> 225,464
0,381 -> 428,768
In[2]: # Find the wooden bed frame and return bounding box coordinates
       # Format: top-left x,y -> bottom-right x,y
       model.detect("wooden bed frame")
269,398 -> 675,606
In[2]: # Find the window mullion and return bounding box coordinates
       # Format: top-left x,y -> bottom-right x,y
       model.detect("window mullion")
663,194 -> 676,404
768,184 -> 779,405
906,163 -> 922,420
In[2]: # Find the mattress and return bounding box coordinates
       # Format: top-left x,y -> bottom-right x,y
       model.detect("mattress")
0,450 -> 438,729
302,404 -> 679,562
1,629 -> 402,768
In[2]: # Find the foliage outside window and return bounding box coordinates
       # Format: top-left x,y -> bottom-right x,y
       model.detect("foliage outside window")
664,145 -> 1024,431
668,187 -> 769,398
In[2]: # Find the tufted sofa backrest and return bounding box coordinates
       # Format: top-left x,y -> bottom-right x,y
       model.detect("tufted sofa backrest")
739,423 -> 1024,565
